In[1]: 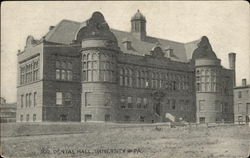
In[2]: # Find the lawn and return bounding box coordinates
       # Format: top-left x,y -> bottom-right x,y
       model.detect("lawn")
1,123 -> 249,158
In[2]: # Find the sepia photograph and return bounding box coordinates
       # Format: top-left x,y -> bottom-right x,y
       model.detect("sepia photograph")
1,1 -> 250,158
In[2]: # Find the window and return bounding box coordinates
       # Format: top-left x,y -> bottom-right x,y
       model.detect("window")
21,95 -> 24,108
119,69 -> 124,86
136,97 -> 142,108
20,115 -> 23,122
26,94 -> 28,107
105,114 -> 111,121
238,103 -> 244,113
104,93 -> 111,106
34,92 -> 37,106
56,92 -> 63,105
26,114 -> 29,122
143,98 -> 148,108
85,114 -> 92,122
56,69 -> 60,80
199,117 -> 205,123
247,103 -> 250,114
238,91 -> 242,98
56,61 -> 60,68
196,83 -> 201,91
85,92 -> 93,106
215,101 -> 221,112
68,62 -> 72,69
33,114 -> 36,122
120,96 -> 126,108
29,93 -> 32,107
127,97 -> 133,108
124,115 -> 130,122
61,70 -> 66,80
64,92 -> 72,105
199,100 -> 205,112
56,61 -> 73,81
171,99 -> 176,110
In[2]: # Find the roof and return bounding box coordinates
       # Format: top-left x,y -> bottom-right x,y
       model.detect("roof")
111,29 -> 190,62
192,36 -> 217,60
44,19 -> 82,44
43,18 -> 199,62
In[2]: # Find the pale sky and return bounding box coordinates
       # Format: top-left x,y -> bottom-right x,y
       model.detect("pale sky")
1,1 -> 249,103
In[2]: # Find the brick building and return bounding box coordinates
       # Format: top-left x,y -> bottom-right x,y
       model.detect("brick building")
16,11 -> 235,123
234,79 -> 250,124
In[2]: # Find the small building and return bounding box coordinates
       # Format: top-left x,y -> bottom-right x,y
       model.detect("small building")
234,79 -> 250,124
0,103 -> 16,123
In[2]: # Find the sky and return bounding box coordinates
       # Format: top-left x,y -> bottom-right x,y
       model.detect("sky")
1,1 -> 249,103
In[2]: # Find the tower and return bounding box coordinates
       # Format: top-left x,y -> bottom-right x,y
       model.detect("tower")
192,36 -> 223,123
131,10 -> 146,40
76,12 -> 120,122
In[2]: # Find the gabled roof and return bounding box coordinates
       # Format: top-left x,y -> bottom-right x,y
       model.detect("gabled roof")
43,19 -> 199,62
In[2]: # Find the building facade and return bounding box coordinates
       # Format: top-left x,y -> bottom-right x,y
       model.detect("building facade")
234,79 -> 250,124
16,11 -> 235,123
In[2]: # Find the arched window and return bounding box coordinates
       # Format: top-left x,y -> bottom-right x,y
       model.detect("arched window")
128,69 -> 133,87
119,68 -> 124,86
92,53 -> 98,60
61,70 -> 66,80
141,71 -> 145,88
136,70 -> 140,88
83,54 -> 87,61
56,69 -> 60,80
87,53 -> 91,60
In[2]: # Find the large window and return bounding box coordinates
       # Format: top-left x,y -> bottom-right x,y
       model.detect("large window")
82,52 -> 114,82
19,59 -> 39,85
56,92 -> 72,106
55,60 -> 73,81
56,92 -> 63,105
64,92 -> 72,105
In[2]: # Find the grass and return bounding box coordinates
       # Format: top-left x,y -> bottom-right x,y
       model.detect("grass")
1,123 -> 249,158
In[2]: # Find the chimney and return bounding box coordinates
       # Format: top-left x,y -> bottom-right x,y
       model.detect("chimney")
242,79 -> 247,86
228,52 -> 236,70
49,26 -> 55,31
228,52 -> 236,86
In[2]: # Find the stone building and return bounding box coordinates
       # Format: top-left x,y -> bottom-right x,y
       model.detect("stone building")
16,10 -> 235,123
234,79 -> 250,124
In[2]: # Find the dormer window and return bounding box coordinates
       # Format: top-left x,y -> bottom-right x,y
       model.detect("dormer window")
122,38 -> 132,50
164,46 -> 173,58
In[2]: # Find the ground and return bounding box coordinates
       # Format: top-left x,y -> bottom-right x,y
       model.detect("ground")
1,123 -> 249,158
